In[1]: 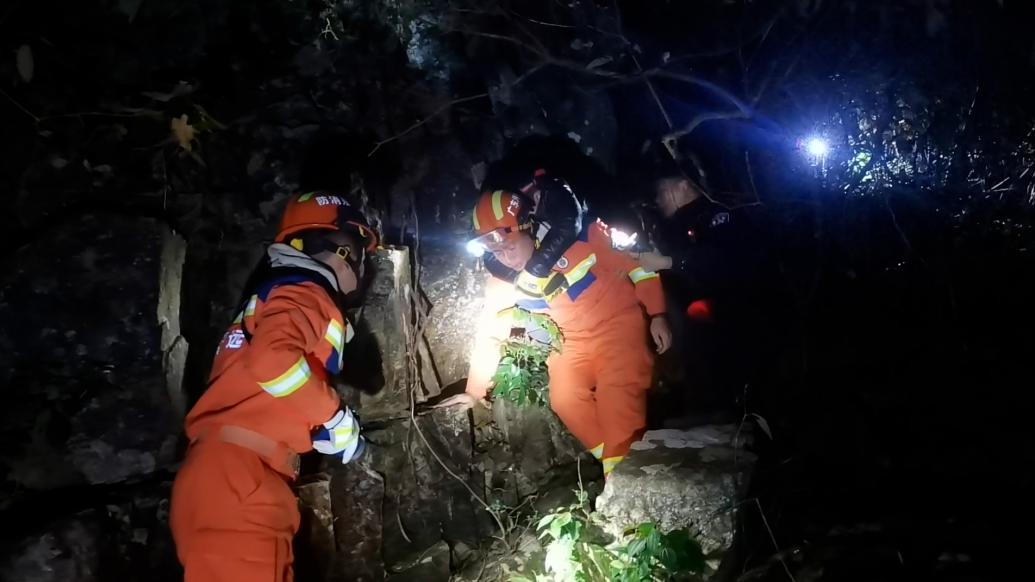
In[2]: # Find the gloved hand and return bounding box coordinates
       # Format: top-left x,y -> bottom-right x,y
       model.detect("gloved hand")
628,250 -> 672,272
514,271 -> 569,302
313,407 -> 364,463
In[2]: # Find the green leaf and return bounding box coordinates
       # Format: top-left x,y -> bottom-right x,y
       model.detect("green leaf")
659,529 -> 706,574
537,513 -> 557,531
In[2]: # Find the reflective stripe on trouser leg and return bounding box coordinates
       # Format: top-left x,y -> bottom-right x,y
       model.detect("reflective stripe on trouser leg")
602,456 -> 624,475
589,443 -> 604,460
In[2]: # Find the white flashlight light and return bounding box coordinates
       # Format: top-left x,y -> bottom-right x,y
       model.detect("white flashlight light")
805,137 -> 829,157
465,239 -> 485,256
610,228 -> 638,250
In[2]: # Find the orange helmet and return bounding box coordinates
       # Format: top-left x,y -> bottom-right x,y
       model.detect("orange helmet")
472,190 -> 533,234
276,191 -> 379,252
466,190 -> 534,256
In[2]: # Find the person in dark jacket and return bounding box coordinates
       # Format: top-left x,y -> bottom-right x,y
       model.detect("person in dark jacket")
633,175 -> 768,424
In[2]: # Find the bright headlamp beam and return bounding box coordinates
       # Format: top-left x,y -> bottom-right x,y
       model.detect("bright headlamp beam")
465,239 -> 486,256
610,228 -> 637,250
805,137 -> 829,157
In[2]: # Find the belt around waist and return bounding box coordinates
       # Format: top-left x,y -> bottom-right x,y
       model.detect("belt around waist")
195,425 -> 300,480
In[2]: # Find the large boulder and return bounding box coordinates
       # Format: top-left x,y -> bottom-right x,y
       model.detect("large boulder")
420,245 -> 487,388
595,426 -> 756,560
371,407 -> 493,567
353,246 -> 446,417
0,214 -> 185,494
0,482 -> 178,582
479,400 -> 597,507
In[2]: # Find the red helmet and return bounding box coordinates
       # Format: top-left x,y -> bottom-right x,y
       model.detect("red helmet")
276,192 -> 378,252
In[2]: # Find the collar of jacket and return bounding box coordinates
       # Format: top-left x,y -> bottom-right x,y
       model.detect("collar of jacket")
267,243 -> 340,293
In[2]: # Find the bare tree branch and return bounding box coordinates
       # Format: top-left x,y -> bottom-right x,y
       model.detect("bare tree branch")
369,93 -> 489,157
662,110 -> 750,154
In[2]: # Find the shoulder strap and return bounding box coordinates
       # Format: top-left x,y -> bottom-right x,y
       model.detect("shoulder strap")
234,261 -> 340,343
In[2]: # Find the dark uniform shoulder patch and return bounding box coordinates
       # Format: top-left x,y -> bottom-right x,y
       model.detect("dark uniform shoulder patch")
710,212 -> 731,228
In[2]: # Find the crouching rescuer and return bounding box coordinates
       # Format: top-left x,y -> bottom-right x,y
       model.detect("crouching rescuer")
446,188 -> 672,477
170,192 -> 377,582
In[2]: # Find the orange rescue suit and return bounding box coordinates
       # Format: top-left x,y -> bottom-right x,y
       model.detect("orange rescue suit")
469,220 -> 664,474
171,253 -> 347,582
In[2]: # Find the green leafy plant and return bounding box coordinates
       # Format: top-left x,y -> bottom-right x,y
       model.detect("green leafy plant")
513,488 -> 706,582
490,309 -> 563,407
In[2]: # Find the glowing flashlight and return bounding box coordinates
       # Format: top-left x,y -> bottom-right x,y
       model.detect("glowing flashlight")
805,137 -> 829,157
465,239 -> 485,256
610,228 -> 638,250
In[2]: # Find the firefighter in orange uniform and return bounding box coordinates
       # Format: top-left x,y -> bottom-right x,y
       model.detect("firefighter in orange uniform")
170,192 -> 377,582
442,189 -> 672,476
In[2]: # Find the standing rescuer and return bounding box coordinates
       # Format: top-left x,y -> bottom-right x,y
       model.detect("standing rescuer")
444,188 -> 672,476
171,192 -> 377,582
634,175 -> 769,419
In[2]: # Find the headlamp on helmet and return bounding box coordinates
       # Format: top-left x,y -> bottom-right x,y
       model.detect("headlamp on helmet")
465,225 -> 529,256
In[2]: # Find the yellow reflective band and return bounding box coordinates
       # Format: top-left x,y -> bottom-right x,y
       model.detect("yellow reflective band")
332,425 -> 358,447
472,209 -> 481,231
244,295 -> 258,317
491,190 -> 505,220
589,443 -> 604,460
259,357 -> 312,398
325,320 -> 345,352
345,321 -> 355,344
298,192 -> 315,202
602,455 -> 624,475
628,267 -> 659,284
563,253 -> 597,285
232,312 -> 243,324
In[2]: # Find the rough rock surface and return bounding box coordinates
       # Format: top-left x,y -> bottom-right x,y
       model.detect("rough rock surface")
419,246 -> 487,387
328,461 -> 387,582
596,426 -> 756,558
0,215 -> 183,493
479,400 -> 596,507
372,406 -> 491,567
386,540 -> 451,582
295,477 -> 338,582
0,483 -> 178,582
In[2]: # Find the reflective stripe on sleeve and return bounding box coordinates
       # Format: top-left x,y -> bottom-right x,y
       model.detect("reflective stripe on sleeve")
628,267 -> 659,284
325,320 -> 345,352
259,357 -> 312,398
563,253 -> 597,286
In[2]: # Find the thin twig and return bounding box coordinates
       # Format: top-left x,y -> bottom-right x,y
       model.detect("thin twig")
662,109 -> 750,150
633,55 -> 673,130
396,510 -> 413,543
368,92 -> 489,157
0,88 -> 40,122
755,498 -> 796,582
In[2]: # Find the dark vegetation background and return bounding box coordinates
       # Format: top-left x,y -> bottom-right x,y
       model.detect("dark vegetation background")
1,0 -> 1033,579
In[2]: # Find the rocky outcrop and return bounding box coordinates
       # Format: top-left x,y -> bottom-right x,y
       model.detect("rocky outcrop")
479,400 -> 597,507
419,246 -> 487,388
0,482 -> 177,582
0,214 -> 185,580
596,426 -> 756,562
354,247 -> 419,417
0,215 -> 184,493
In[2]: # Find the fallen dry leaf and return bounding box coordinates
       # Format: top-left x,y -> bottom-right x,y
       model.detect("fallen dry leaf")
170,114 -> 196,152
16,45 -> 33,83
